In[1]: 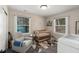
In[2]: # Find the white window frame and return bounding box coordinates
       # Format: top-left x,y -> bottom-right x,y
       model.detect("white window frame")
14,16 -> 31,34
54,17 -> 68,35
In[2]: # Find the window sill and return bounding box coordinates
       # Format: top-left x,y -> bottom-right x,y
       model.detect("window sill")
54,32 -> 67,36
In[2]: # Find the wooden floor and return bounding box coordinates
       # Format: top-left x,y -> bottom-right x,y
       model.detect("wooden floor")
6,45 -> 57,53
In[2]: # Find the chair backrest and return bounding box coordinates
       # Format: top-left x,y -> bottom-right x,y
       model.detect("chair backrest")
34,30 -> 51,37
14,32 -> 23,39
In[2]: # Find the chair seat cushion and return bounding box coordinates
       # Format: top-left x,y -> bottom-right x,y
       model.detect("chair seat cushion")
23,40 -> 32,47
13,40 -> 23,47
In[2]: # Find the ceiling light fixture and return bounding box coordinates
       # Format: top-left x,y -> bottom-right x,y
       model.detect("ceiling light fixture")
40,5 -> 48,10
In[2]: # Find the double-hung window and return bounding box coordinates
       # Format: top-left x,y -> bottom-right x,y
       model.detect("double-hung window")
54,17 -> 68,34
16,16 -> 30,33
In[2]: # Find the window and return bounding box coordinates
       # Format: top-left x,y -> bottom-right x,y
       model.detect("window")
75,21 -> 79,35
16,16 -> 30,33
54,17 -> 68,34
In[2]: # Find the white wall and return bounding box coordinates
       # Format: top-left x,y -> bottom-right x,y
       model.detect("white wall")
46,8 -> 79,38
8,8 -> 46,35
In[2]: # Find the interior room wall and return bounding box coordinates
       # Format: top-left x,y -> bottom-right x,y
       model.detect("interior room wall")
8,8 -> 46,35
46,8 -> 79,38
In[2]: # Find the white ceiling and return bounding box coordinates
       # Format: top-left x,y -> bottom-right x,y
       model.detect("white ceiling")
9,5 -> 79,16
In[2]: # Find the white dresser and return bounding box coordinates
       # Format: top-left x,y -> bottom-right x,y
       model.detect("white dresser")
58,35 -> 79,53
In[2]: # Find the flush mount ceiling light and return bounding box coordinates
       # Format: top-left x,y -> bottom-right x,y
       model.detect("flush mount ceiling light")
40,5 -> 48,10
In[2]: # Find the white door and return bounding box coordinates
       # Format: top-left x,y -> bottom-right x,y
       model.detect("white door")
0,6 -> 7,51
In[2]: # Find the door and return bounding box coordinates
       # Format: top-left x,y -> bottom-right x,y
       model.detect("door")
0,6 -> 7,51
